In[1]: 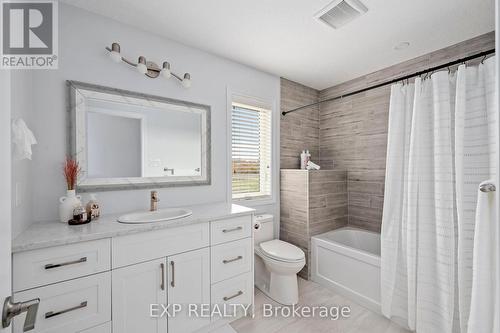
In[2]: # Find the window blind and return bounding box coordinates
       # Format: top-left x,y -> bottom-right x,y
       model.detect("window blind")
232,102 -> 272,200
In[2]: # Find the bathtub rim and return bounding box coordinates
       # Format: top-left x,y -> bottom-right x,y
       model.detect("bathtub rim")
311,227 -> 382,314
311,227 -> 381,267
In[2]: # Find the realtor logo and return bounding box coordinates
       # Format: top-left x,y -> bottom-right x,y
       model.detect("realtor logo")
1,0 -> 58,69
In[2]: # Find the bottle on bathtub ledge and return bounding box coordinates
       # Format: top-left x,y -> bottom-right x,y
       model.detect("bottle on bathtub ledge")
300,150 -> 307,170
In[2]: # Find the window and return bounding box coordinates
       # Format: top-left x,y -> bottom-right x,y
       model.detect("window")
231,102 -> 272,200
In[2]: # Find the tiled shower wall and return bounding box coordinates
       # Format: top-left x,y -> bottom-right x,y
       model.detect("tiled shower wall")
280,32 -> 495,234
280,170 -> 347,279
280,78 -> 319,169
319,87 -> 389,232
318,32 -> 495,232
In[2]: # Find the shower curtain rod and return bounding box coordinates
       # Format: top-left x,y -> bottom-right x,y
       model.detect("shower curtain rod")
282,48 -> 496,116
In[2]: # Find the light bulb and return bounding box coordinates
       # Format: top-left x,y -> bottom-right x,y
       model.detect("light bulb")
110,51 -> 121,63
162,62 -> 171,79
182,73 -> 191,88
109,42 -> 121,63
137,63 -> 147,74
137,56 -> 147,74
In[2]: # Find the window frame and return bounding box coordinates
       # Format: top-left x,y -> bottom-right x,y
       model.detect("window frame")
231,102 -> 272,201
227,90 -> 277,206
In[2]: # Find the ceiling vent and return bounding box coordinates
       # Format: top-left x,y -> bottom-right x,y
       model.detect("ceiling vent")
315,0 -> 368,29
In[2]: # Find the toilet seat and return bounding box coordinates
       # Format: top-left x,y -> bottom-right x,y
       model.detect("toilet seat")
258,239 -> 305,263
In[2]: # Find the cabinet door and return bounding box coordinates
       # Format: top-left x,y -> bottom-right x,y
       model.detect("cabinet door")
112,258 -> 167,333
167,248 -> 210,333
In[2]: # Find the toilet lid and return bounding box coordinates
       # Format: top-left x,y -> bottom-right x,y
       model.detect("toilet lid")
259,240 -> 305,262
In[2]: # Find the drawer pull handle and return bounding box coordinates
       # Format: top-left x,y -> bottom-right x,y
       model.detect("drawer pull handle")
44,257 -> 87,270
223,256 -> 243,264
45,301 -> 87,319
170,261 -> 175,288
222,226 -> 243,233
160,263 -> 165,291
223,290 -> 243,301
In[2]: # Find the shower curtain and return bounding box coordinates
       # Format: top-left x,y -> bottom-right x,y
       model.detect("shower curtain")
381,57 -> 497,333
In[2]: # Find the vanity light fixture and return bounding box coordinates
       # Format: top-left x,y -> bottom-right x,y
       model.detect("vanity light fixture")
109,42 -> 122,63
182,73 -> 191,88
105,42 -> 192,88
136,56 -> 148,74
161,61 -> 172,78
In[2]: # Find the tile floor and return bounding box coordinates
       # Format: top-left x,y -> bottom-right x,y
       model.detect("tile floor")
230,278 -> 410,333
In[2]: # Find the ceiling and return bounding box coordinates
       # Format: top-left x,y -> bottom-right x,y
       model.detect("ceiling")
61,0 -> 495,90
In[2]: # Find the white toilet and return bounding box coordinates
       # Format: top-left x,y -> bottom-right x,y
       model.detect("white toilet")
254,214 -> 306,305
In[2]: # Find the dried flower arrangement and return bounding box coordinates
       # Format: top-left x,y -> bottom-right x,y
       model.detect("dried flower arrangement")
63,156 -> 81,190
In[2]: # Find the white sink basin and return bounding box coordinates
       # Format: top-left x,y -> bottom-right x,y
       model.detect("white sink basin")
118,208 -> 192,224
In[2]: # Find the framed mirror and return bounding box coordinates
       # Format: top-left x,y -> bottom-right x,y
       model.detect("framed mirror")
68,81 -> 211,191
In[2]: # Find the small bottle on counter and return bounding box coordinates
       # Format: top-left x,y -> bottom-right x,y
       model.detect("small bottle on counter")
86,193 -> 101,220
69,205 -> 90,225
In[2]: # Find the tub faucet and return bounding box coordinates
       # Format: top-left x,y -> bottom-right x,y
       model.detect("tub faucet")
150,191 -> 159,211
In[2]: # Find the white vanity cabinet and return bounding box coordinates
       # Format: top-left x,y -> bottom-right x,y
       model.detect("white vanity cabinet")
11,211 -> 254,333
167,248 -> 211,333
112,258 -> 167,333
12,272 -> 111,333
112,248 -> 210,333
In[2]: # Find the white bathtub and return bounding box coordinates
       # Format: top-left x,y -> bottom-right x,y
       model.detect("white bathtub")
311,227 -> 381,313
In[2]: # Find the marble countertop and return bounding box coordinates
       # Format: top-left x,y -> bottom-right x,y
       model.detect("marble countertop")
13,203 -> 255,253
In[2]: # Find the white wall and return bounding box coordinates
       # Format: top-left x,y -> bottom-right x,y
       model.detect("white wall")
24,3 -> 280,223
0,71 -> 12,333
11,71 -> 34,238
496,0 -> 500,317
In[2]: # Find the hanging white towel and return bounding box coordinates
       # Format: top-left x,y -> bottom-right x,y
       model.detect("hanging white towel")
467,180 -> 499,333
11,118 -> 37,160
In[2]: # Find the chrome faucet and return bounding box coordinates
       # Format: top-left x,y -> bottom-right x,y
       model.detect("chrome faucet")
150,191 -> 159,211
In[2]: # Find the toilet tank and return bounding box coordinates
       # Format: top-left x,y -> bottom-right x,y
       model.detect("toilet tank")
254,214 -> 274,245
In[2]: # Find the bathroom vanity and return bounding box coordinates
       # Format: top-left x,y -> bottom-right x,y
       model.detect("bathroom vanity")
11,203 -> 255,333
6,81 -> 256,333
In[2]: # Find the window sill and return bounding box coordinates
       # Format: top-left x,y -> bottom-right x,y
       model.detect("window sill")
232,196 -> 275,207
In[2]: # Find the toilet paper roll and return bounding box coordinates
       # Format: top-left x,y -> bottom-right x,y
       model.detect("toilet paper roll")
254,220 -> 262,231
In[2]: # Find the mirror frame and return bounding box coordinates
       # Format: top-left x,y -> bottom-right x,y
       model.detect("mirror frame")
67,80 -> 211,192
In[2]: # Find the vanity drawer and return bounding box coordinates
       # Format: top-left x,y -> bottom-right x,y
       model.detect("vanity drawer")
211,238 -> 252,283
112,222 -> 209,268
211,272 -> 253,318
13,239 -> 111,292
13,272 -> 111,333
210,215 -> 252,245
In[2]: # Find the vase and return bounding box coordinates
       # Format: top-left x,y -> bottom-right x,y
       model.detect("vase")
59,189 -> 82,223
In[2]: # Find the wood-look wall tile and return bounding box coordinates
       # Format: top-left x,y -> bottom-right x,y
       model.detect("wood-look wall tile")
349,205 -> 383,221
281,32 -> 494,235
279,170 -> 347,279
309,217 -> 348,236
348,216 -> 382,233
348,181 -> 384,195
280,78 -> 320,169
309,170 -> 347,183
